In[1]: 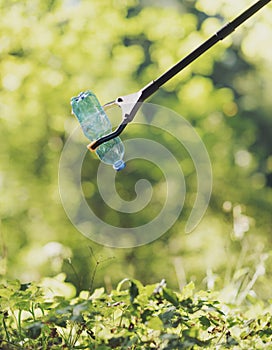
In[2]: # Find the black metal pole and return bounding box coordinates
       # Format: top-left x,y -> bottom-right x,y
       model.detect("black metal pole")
141,0 -> 271,100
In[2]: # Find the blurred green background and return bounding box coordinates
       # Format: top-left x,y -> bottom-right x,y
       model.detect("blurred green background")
0,0 -> 271,301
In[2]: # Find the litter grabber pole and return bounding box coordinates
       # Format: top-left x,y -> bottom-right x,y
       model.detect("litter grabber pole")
89,0 -> 271,150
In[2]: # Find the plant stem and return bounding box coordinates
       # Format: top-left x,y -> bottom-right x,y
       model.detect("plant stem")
2,316 -> 10,343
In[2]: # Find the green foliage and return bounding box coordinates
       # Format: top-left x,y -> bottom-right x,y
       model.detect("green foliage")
1,277 -> 272,349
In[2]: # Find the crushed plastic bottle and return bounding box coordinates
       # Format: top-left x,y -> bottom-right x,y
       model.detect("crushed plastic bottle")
71,90 -> 126,171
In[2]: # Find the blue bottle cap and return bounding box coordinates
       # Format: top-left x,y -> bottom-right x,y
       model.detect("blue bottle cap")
113,160 -> 126,171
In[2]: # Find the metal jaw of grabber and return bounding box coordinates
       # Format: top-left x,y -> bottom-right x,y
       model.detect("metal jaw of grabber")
88,0 -> 271,151
88,82 -> 158,151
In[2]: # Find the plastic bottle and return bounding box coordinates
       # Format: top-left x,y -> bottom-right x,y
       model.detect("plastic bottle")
71,90 -> 126,171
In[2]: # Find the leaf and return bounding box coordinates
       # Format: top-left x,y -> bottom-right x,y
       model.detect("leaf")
129,281 -> 139,303
108,336 -> 126,348
72,301 -> 89,316
26,322 -> 43,339
54,317 -> 68,328
0,288 -> 13,299
160,307 -> 186,329
199,315 -> 211,328
226,331 -> 239,346
147,316 -> 164,331
163,287 -> 179,307
90,287 -> 105,300
7,280 -> 21,292
116,278 -> 130,292
20,283 -> 31,291
180,282 -> 195,300
141,308 -> 154,323
70,314 -> 84,322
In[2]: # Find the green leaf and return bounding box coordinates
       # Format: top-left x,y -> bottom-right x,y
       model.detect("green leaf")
108,336 -> 126,348
180,282 -> 195,300
163,287 -> 179,307
147,316 -> 164,330
20,283 -> 31,291
116,278 -> 130,292
90,287 -> 105,300
129,281 -> 139,303
26,322 -> 43,339
199,315 -> 211,328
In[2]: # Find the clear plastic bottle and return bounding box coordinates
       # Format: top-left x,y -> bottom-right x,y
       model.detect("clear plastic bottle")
71,90 -> 126,171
